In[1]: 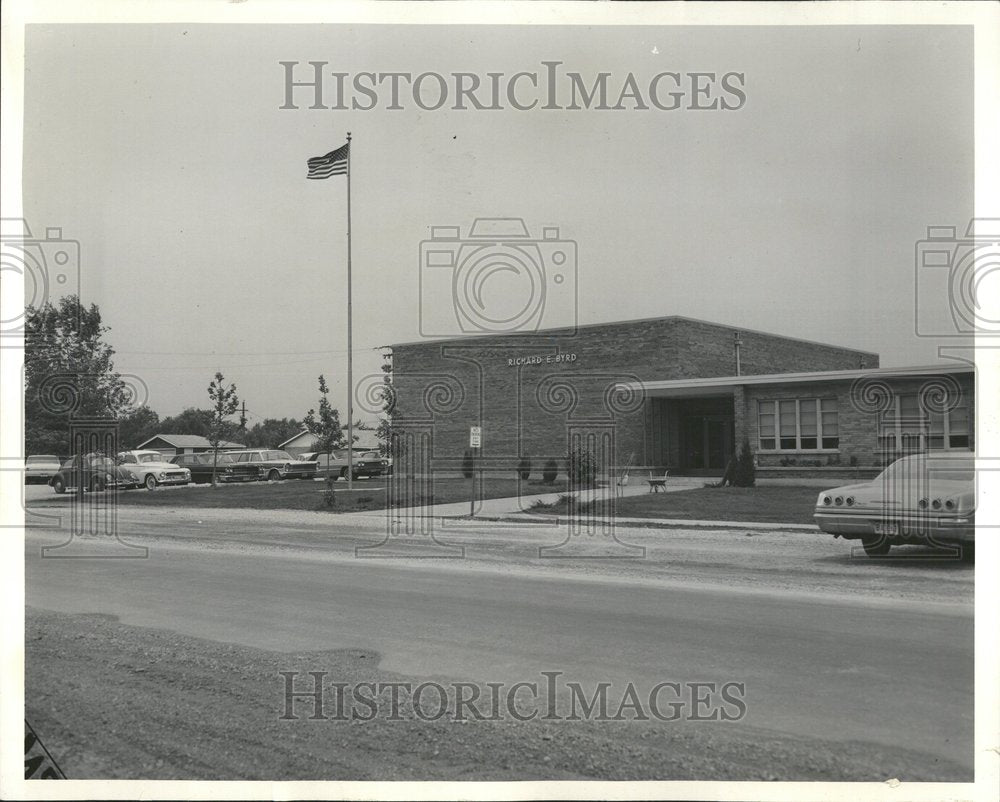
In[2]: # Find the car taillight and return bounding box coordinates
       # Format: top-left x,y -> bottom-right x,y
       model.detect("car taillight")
834,496 -> 844,506
846,496 -> 855,506
822,496 -> 831,505
918,498 -> 928,510
945,499 -> 956,510
931,498 -> 942,510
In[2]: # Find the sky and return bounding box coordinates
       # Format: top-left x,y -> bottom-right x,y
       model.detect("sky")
22,23 -> 973,423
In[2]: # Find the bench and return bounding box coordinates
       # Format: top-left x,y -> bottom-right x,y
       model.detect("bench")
647,471 -> 668,493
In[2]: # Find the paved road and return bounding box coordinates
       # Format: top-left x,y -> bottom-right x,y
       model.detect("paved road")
24,502 -> 974,776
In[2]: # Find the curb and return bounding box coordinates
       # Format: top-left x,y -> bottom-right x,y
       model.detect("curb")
436,513 -> 820,532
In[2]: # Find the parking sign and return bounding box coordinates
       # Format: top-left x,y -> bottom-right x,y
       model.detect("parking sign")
469,426 -> 482,448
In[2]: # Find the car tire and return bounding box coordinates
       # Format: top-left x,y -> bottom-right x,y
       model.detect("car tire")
144,474 -> 157,491
268,469 -> 281,482
52,477 -> 65,494
861,537 -> 891,557
339,467 -> 349,481
960,542 -> 975,563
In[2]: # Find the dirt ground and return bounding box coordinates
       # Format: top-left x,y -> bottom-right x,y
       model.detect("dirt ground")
25,607 -> 969,782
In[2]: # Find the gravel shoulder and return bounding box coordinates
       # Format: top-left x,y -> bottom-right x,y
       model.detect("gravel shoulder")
25,607 -> 971,782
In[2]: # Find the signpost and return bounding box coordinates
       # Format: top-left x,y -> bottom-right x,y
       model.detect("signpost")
469,426 -> 482,517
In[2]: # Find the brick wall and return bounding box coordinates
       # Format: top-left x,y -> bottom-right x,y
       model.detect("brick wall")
745,373 -> 975,469
390,316 -> 877,470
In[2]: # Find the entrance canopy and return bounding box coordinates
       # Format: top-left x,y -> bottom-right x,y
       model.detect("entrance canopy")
617,364 -> 975,399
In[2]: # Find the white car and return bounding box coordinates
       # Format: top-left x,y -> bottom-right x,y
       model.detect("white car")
814,452 -> 975,558
25,455 -> 61,484
116,450 -> 191,490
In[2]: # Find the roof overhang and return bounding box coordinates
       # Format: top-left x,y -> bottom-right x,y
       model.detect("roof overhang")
619,364 -> 974,399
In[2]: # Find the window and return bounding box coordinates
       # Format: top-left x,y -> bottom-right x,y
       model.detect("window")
758,398 -> 839,451
880,394 -> 972,452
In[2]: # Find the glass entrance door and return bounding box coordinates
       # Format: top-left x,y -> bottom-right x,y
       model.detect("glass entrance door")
681,415 -> 734,471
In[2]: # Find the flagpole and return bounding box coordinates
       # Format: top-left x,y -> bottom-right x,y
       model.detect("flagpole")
346,131 -> 353,492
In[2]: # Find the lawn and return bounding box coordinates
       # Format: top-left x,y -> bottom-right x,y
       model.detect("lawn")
531,485 -> 821,525
111,475 -> 568,514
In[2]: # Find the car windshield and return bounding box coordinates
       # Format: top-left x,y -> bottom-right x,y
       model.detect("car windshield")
272,451 -> 293,460
91,458 -> 115,468
876,454 -> 975,483
137,453 -> 162,464
27,456 -> 58,463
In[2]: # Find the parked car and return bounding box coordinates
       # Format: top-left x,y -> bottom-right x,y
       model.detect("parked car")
300,449 -> 387,480
116,450 -> 191,490
814,452 -> 975,558
169,452 -> 262,484
25,455 -> 61,484
224,449 -> 318,481
49,454 -> 135,494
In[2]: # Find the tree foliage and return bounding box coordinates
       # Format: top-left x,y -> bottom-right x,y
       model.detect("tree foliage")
24,296 -> 133,455
207,372 -> 240,486
117,405 -> 160,450
245,418 -> 303,449
157,408 -> 215,438
303,375 -> 346,456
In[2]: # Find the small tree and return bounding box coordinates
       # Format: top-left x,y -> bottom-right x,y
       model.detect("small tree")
568,447 -> 597,486
517,457 -> 532,481
543,459 -> 559,484
207,372 -> 240,487
733,438 -> 756,487
462,449 -> 474,479
304,375 -> 346,488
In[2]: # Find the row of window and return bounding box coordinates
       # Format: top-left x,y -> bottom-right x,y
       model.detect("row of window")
758,398 -> 838,450
757,395 -> 971,452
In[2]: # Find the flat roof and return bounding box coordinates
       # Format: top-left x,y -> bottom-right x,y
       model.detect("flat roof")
386,314 -> 876,356
621,363 -> 975,398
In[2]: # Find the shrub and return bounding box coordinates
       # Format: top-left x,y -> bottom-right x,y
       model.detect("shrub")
568,446 -> 598,486
462,449 -> 474,479
542,459 -> 558,484
732,438 -> 756,487
849,455 -> 858,467
517,457 -> 531,480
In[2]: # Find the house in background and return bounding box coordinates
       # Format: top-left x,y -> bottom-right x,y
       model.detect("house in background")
278,428 -> 380,457
134,434 -> 246,457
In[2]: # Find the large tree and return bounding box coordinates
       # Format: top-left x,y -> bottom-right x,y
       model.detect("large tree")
157,408 -> 215,438
24,296 -> 133,455
117,405 -> 160,450
245,417 -> 302,449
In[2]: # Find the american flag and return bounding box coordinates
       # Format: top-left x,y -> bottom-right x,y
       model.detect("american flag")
307,143 -> 349,179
